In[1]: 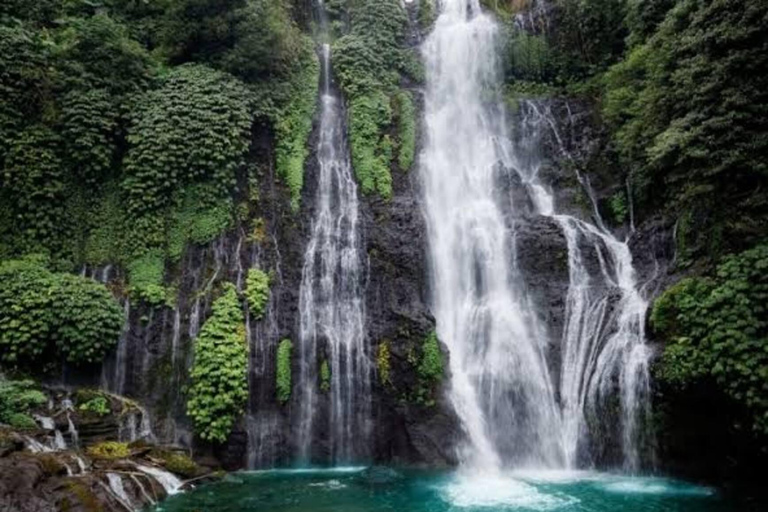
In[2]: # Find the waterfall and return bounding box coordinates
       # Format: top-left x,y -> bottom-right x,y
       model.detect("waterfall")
136,464 -> 183,495
421,0 -> 651,471
295,37 -> 369,463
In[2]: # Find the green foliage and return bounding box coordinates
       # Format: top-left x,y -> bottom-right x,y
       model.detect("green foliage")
609,191 -> 628,225
320,359 -> 331,393
0,257 -> 124,366
167,185 -> 234,262
603,0 -> 768,258
79,396 -> 111,417
273,39 -> 319,210
507,32 -> 553,82
405,330 -> 444,406
332,0 -> 410,200
187,284 -> 248,443
0,380 -> 46,427
87,441 -> 130,459
123,64 -> 251,218
652,244 -> 768,434
276,339 -> 292,404
245,269 -> 271,320
418,330 -> 444,384
126,250 -> 167,306
348,93 -> 394,198
377,341 -> 391,386
1,126 -> 66,255
393,91 -> 416,172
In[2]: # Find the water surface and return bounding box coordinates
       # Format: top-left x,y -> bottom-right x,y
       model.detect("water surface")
149,468 -> 749,511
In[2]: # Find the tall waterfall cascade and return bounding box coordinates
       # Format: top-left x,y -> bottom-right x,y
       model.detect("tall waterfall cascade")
295,29 -> 370,462
420,0 -> 651,471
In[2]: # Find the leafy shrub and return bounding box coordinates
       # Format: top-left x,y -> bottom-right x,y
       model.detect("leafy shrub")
348,93 -> 394,198
245,269 -> 271,320
167,185 -> 233,262
79,396 -> 111,417
0,380 -> 46,427
276,339 -> 292,404
418,330 -> 444,384
652,244 -> 768,433
87,441 -> 130,459
122,64 -> 252,218
186,284 -> 248,443
0,257 -> 124,366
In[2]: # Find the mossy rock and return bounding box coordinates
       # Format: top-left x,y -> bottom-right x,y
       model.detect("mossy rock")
62,480 -> 101,512
150,448 -> 201,478
37,453 -> 68,476
86,441 -> 130,460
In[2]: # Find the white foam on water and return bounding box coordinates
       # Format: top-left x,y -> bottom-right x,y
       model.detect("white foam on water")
308,479 -> 346,490
246,466 -> 366,476
441,472 -> 576,510
511,469 -> 597,484
598,477 -> 715,496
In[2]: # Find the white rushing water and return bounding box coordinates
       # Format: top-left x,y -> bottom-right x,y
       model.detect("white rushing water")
296,40 -> 369,463
420,0 -> 651,472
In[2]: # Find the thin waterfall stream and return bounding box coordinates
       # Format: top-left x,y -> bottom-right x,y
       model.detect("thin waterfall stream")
295,5 -> 369,463
420,0 -> 651,472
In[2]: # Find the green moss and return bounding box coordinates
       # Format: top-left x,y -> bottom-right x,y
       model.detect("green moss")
167,185 -> 233,262
245,269 -> 271,320
320,359 -> 331,393
150,449 -> 200,478
276,339 -> 292,404
86,441 -> 130,459
393,91 -> 416,172
377,341 -> 391,386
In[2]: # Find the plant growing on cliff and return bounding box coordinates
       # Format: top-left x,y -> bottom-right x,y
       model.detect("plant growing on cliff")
393,91 -> 416,172
652,244 -> 768,434
0,257 -> 124,367
186,283 -> 248,443
377,341 -> 392,386
245,268 -> 271,320
320,359 -> 331,393
0,380 -> 46,429
332,0 -> 411,200
276,339 -> 293,404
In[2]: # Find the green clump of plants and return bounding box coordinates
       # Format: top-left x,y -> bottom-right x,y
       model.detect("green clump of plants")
418,330 -> 444,384
0,257 -> 124,367
186,283 -> 248,443
245,269 -> 271,320
319,359 -> 331,393
332,0 -> 411,200
377,341 -> 391,386
393,91 -> 416,171
79,396 -> 111,417
608,190 -> 628,225
150,448 -> 200,478
86,441 -> 130,460
602,0 -> 768,259
126,250 -> 167,307
122,64 -> 251,218
0,380 -> 46,428
274,39 -> 320,211
276,339 -> 293,404
167,185 -> 234,262
652,243 -> 768,434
